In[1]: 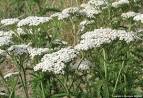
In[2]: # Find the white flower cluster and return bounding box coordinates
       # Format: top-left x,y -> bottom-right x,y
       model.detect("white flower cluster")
71,59 -> 92,71
4,72 -> 19,79
51,13 -> 70,20
0,36 -> 12,47
28,47 -> 49,59
80,0 -> 106,18
7,44 -> 50,58
121,11 -> 139,19
0,49 -> 6,56
88,0 -> 107,7
80,20 -> 94,31
17,16 -> 52,27
80,4 -> 100,18
0,30 -> 14,37
1,18 -> 19,26
51,7 -> 79,20
133,14 -> 143,23
75,28 -> 136,51
34,47 -> 79,74
112,0 -> 129,8
62,7 -> 79,15
0,30 -> 13,47
8,44 -> 29,55
121,11 -> 143,23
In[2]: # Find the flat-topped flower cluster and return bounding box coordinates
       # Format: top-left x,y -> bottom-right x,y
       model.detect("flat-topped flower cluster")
8,44 -> 49,59
75,28 -> 136,51
34,47 -> 79,74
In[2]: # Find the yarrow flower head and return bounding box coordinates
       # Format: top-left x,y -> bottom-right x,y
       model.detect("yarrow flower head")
0,31 -> 13,47
34,60 -> 66,74
8,44 -> 29,55
0,30 -> 14,37
34,47 -> 79,74
79,0 -> 107,18
80,3 -> 101,18
51,7 -> 79,20
0,36 -> 12,47
133,14 -> 143,23
17,16 -> 52,27
121,11 -> 139,19
28,47 -> 49,59
88,0 -> 107,7
62,7 -> 79,15
75,28 -> 136,51
1,18 -> 19,26
112,0 -> 129,8
56,13 -> 70,20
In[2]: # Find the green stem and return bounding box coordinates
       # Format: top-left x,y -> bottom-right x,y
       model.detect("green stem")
13,56 -> 29,98
69,55 -> 84,90
18,57 -> 29,98
55,76 -> 70,96
19,72 -> 29,98
9,78 -> 18,98
102,48 -> 107,79
112,61 -> 125,96
41,82 -> 46,98
124,75 -> 127,96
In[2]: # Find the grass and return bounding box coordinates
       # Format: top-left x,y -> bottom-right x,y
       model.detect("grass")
0,0 -> 87,18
